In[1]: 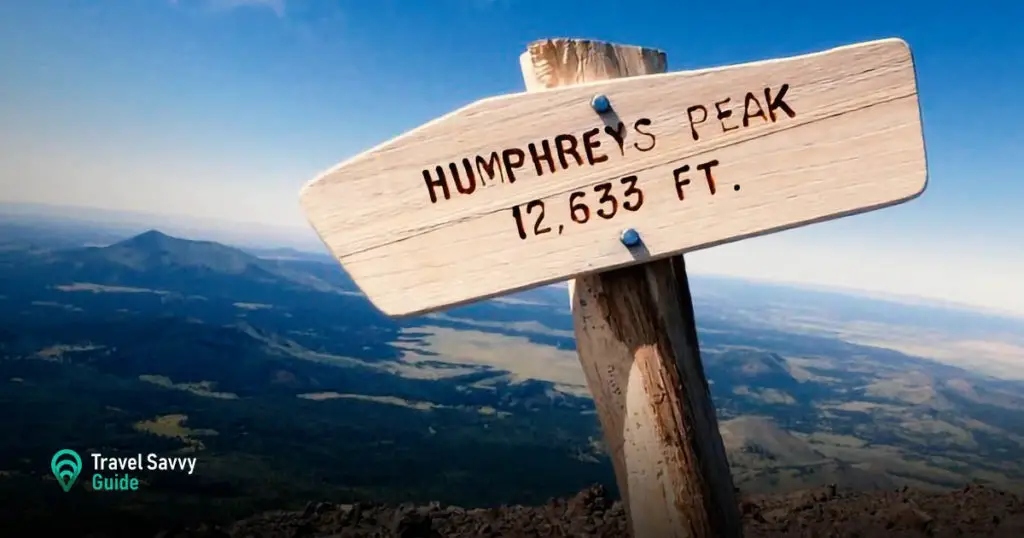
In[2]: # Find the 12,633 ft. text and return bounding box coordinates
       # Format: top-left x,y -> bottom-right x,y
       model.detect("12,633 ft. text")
509,158 -> 729,240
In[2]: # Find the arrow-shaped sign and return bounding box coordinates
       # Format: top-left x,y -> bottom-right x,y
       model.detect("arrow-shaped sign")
300,38 -> 927,317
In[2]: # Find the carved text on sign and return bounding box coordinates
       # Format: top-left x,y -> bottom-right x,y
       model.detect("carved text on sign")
421,84 -> 796,205
509,159 -> 731,240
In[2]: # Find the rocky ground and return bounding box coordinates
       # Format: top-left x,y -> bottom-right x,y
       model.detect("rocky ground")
159,483 -> 1024,538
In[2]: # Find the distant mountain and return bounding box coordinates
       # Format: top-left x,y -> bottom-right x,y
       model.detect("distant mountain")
242,246 -> 334,263
720,416 -> 827,466
719,416 -> 897,493
89,230 -> 269,274
0,230 -> 360,303
0,228 -> 609,534
2,222 -> 1024,535
0,201 -> 324,252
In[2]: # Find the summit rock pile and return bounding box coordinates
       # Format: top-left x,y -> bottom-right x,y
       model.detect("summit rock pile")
164,483 -> 1024,538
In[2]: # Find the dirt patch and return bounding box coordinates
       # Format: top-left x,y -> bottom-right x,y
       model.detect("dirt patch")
166,483 -> 1023,537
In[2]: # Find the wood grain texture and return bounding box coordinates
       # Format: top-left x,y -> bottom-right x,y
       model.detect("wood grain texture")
521,39 -> 742,538
570,259 -> 743,538
300,38 -> 926,317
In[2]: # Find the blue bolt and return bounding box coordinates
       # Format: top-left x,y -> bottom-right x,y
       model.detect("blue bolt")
620,228 -> 640,247
591,94 -> 611,114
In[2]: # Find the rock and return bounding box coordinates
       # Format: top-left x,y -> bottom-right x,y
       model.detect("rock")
391,507 -> 436,538
167,483 -> 1024,538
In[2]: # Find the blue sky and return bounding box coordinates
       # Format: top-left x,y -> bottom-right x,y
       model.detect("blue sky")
0,0 -> 1022,315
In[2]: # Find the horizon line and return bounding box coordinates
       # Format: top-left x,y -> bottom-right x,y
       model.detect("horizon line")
3,200 -> 1022,322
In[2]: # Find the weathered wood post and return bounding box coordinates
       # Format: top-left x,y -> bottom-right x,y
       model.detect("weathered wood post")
300,35 -> 925,538
519,40 -> 742,538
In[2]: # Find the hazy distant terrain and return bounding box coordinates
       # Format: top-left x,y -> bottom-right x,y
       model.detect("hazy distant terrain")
1,214 -> 1023,535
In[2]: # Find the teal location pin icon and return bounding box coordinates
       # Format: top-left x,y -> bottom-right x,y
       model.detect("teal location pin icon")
51,449 -> 82,492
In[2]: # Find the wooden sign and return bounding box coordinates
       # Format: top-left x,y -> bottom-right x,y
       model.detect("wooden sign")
300,38 -> 927,317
